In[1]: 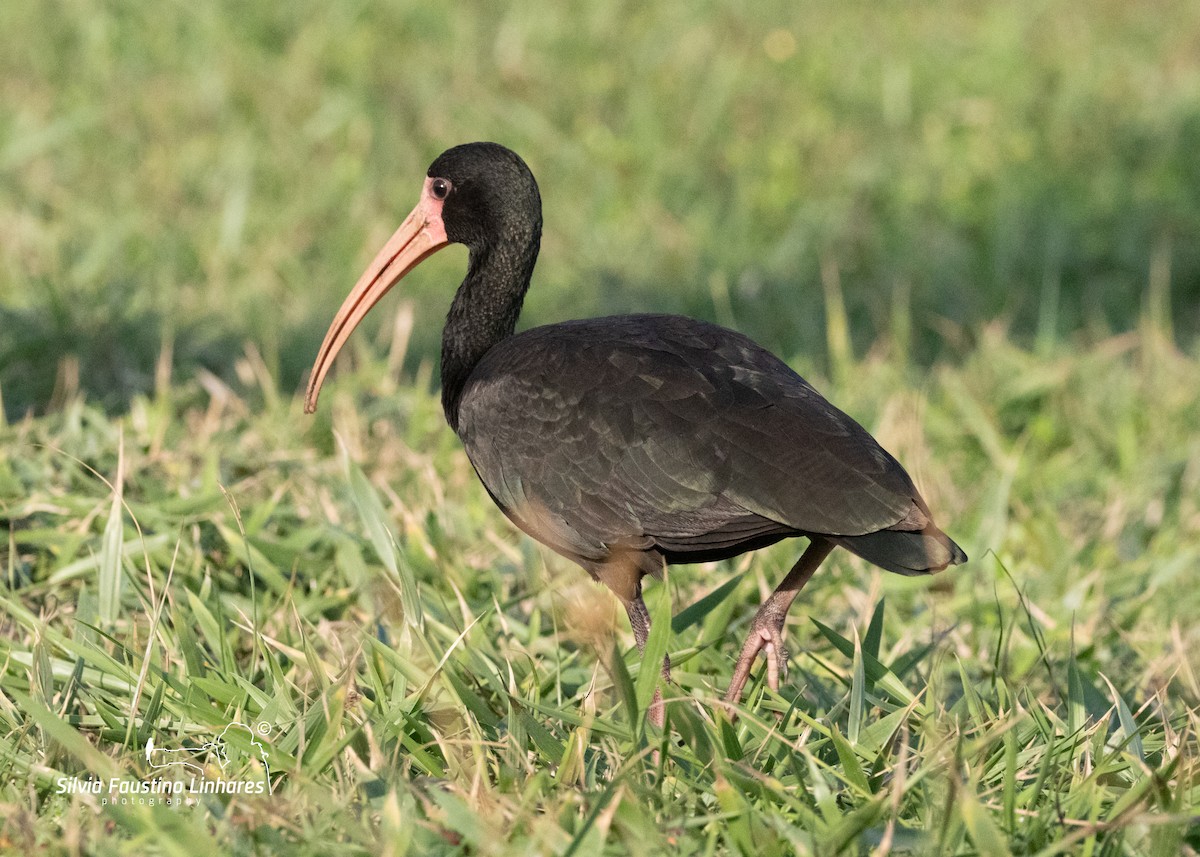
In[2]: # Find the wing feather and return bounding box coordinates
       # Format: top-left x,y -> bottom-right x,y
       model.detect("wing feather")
457,314 -> 921,562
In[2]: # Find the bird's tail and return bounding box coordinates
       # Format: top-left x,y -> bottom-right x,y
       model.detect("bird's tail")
832,523 -> 967,577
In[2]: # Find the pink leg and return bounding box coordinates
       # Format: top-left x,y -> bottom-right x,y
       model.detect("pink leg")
724,538 -> 834,704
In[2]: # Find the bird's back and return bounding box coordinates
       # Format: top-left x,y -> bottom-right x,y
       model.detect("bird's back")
455,314 -> 964,576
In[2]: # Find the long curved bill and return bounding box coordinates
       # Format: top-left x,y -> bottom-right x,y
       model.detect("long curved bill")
304,180 -> 449,413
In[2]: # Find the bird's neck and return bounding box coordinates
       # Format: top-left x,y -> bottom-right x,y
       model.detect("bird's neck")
440,236 -> 539,430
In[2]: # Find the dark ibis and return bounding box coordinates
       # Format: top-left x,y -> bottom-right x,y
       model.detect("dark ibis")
305,142 -> 966,719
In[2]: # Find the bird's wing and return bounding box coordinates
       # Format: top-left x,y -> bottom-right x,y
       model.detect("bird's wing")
456,315 -> 921,561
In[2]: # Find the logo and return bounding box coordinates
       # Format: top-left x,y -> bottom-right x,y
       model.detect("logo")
55,721 -> 274,807
145,722 -> 272,786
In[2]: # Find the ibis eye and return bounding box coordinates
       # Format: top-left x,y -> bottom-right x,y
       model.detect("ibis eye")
431,178 -> 451,200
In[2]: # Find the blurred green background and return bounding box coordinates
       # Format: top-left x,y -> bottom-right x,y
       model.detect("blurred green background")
2,0 -> 1198,416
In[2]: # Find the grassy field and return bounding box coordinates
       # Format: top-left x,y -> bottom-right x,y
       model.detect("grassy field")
2,0 -> 1200,854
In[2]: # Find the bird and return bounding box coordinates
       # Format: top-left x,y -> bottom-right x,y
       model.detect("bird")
304,142 -> 966,723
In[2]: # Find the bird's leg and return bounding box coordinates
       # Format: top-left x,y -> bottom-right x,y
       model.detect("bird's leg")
625,589 -> 674,681
724,538 -> 835,704
597,554 -> 672,728
625,586 -> 673,729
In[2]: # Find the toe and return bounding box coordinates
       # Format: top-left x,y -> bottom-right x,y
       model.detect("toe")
765,642 -> 781,690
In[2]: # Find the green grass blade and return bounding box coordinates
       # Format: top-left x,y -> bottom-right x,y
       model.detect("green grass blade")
828,725 -> 870,794
812,618 -> 919,710
97,488 -> 123,626
864,598 -> 885,665
848,626 -> 865,745
1066,647 -> 1086,739
610,642 -> 638,728
340,440 -> 423,630
634,577 -> 671,731
1099,673 -> 1144,762
960,785 -> 1013,857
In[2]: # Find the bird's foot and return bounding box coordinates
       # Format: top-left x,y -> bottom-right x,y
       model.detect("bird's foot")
723,608 -> 789,705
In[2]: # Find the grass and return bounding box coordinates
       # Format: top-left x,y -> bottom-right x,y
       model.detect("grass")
2,0 -> 1200,853
1,316 -> 1197,854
